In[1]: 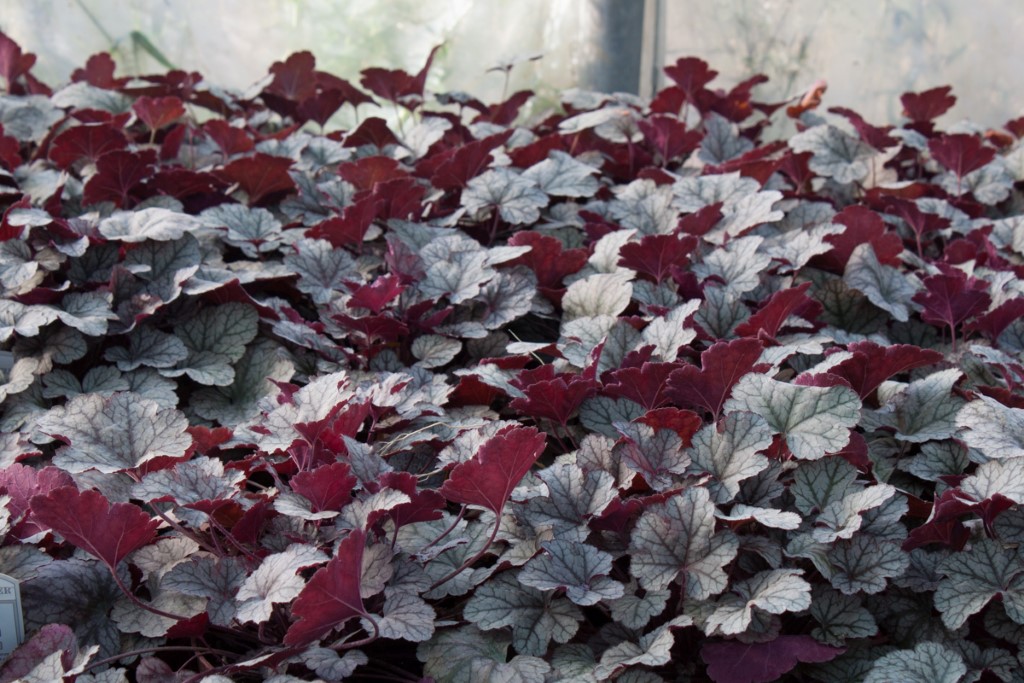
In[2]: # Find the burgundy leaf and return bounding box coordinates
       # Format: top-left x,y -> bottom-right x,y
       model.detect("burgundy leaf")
901,85 -> 956,123
82,148 -> 157,207
203,119 -> 254,156
964,297 -> 1024,341
439,425 -> 547,515
0,125 -> 19,171
297,83 -> 370,126
0,31 -> 36,91
284,529 -> 367,645
266,51 -> 317,101
70,52 -> 127,89
828,341 -> 943,400
618,233 -> 698,283
132,95 -> 186,132
371,176 -> 425,221
49,123 -> 128,169
928,133 -> 995,179
881,198 -> 950,255
635,407 -> 704,443
360,46 -> 440,108
663,56 -> 717,103
376,471 -> 445,529
215,153 -> 296,205
475,89 -> 533,126
417,130 -> 514,190
702,635 -> 843,683
637,114 -> 703,164
510,365 -> 597,426
812,205 -> 902,273
30,486 -> 159,569
675,202 -> 724,237
902,488 -> 984,551
666,338 -> 765,418
0,623 -> 77,683
347,274 -> 406,313
291,462 -> 357,514
344,117 -> 400,149
828,106 -> 897,150
603,362 -> 679,410
734,282 -> 822,339
913,266 -> 991,338
0,464 -> 74,541
507,231 -> 589,291
306,194 -> 382,247
338,156 -> 406,192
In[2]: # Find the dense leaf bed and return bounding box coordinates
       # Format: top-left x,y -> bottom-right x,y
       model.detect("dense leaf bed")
1,31 -> 1024,683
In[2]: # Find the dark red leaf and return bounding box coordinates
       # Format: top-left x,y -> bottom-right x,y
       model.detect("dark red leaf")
0,464 -> 74,541
666,339 -> 765,418
186,426 -> 233,455
828,106 -> 897,150
360,46 -> 440,108
475,90 -> 533,126
71,52 -> 127,89
418,130 -> 514,191
881,198 -> 950,252
828,341 -> 943,400
928,133 -> 995,179
306,194 -> 382,247
618,233 -> 697,283
297,84 -> 369,127
812,205 -> 902,272
510,366 -> 597,426
370,177 -> 425,221
439,425 -> 547,515
266,51 -> 317,102
833,429 -> 872,471
30,486 -> 159,568
634,407 -> 703,443
675,203 -> 724,237
334,313 -> 409,345
603,362 -> 678,410
347,275 -> 406,313
215,153 -> 295,205
663,57 -> 717,103
132,96 -> 186,132
736,282 -> 822,340
965,297 -> 1024,341
702,635 -> 843,683
902,488 -> 980,551
375,471 -> 445,529
203,119 -> 254,156
637,114 -> 703,164
0,32 -> 36,92
0,125 -> 21,171
913,266 -> 991,336
284,529 -> 367,646
338,156 -> 405,192
82,149 -> 157,207
49,123 -> 128,169
344,117 -> 400,149
291,462 -> 356,514
901,86 -> 956,123
506,231 -> 589,291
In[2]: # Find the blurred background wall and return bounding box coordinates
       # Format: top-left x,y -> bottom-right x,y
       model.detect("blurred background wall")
3,0 -> 1023,128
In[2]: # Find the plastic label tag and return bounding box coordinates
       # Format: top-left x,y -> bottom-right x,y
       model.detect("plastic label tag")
0,574 -> 24,660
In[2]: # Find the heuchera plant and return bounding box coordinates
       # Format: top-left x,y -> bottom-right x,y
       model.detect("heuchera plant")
2,31 -> 1024,683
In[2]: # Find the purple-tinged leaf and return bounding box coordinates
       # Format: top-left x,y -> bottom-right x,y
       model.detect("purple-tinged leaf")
30,487 -> 159,569
901,86 -> 956,123
440,425 -> 546,515
82,149 -> 156,208
929,133 -> 995,180
37,392 -> 191,473
215,153 -> 295,205
913,266 -> 991,340
284,530 -> 367,645
702,635 -> 843,683
828,341 -> 942,400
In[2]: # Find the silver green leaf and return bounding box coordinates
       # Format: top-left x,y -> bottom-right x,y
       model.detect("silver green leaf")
935,538 -> 1024,630
593,616 -> 692,681
519,540 -> 624,606
827,536 -> 909,595
686,411 -> 773,504
98,208 -> 202,242
463,572 -> 582,656
725,373 -> 860,460
461,168 -> 548,225
864,642 -> 967,683
39,391 -> 191,473
704,569 -> 811,636
844,243 -> 919,322
629,486 -> 739,597
814,484 -> 897,543
789,124 -> 878,184
522,151 -> 599,198
283,238 -> 358,304
810,586 -> 878,646
235,544 -> 329,624
164,302 -> 259,386
104,327 -> 188,372
563,273 -> 633,320
957,395 -> 1024,460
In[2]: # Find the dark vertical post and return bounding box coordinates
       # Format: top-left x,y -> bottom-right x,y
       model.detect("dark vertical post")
581,0 -> 647,94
